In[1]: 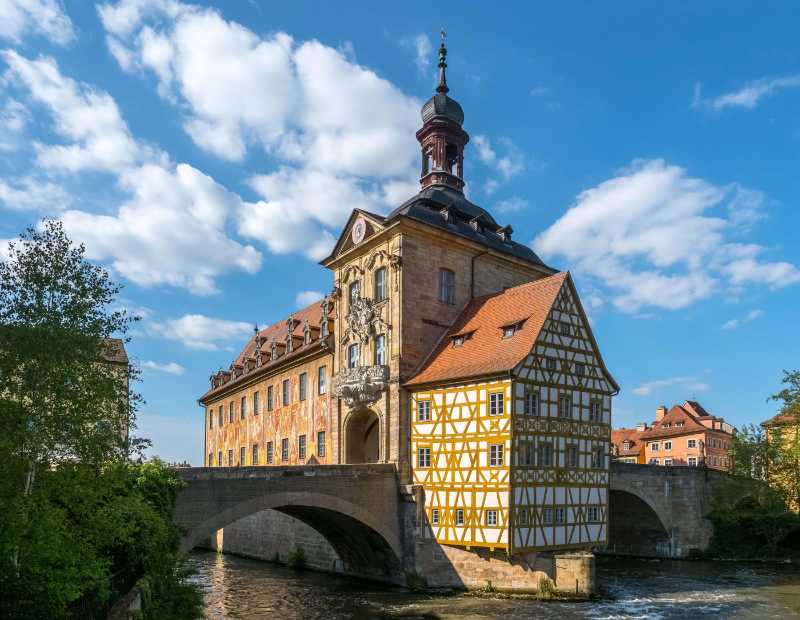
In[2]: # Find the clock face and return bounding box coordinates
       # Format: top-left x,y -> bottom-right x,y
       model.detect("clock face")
351,218 -> 366,244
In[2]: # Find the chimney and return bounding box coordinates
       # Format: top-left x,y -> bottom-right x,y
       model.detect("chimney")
655,405 -> 667,422
636,422 -> 648,432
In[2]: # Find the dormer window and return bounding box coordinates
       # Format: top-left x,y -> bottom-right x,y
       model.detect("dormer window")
303,320 -> 312,345
320,319 -> 329,339
453,335 -> 464,347
623,440 -> 633,451
502,325 -> 516,339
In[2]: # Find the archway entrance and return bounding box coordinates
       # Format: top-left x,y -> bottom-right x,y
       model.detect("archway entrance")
607,490 -> 671,557
345,409 -> 380,464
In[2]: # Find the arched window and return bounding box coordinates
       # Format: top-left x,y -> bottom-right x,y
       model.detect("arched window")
439,268 -> 455,304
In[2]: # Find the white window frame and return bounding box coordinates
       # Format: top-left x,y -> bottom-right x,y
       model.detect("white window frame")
431,508 -> 439,525
299,372 -> 307,401
281,438 -> 289,462
558,394 -> 572,418
542,508 -> 554,524
664,440 -> 672,451
417,400 -> 431,422
455,508 -> 465,526
417,446 -> 431,468
298,434 -> 306,461
375,334 -> 386,366
650,442 -> 660,452
587,506 -> 600,523
317,431 -> 326,457
439,268 -> 455,305
525,391 -> 539,416
374,267 -> 387,302
489,391 -> 504,416
489,444 -> 504,467
318,365 -> 327,395
347,343 -> 359,369
486,510 -> 498,526
282,379 -> 290,406
688,456 -> 697,466
687,439 -> 697,449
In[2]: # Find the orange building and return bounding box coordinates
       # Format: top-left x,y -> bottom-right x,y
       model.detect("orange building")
612,401 -> 734,471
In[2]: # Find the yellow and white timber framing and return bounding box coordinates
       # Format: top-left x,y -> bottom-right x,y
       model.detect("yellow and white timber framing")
410,277 -> 615,555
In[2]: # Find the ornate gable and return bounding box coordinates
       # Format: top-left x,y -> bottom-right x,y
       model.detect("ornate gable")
323,209 -> 386,263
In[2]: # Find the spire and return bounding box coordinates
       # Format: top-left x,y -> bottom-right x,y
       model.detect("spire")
436,29 -> 449,94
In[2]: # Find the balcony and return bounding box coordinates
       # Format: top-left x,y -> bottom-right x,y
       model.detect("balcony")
334,365 -> 389,408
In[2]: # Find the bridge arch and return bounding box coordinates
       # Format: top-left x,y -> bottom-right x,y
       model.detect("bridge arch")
607,489 -> 672,557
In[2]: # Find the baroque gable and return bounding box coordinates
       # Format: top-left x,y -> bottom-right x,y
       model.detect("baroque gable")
325,209 -> 386,263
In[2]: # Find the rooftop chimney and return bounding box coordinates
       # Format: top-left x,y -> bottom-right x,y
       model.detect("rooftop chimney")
655,405 -> 667,422
636,422 -> 648,432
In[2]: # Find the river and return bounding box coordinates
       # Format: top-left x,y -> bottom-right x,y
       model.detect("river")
191,550 -> 800,619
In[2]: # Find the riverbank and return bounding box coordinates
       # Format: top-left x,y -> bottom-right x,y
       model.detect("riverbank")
191,551 -> 800,618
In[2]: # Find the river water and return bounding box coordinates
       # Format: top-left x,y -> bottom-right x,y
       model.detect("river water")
191,550 -> 800,619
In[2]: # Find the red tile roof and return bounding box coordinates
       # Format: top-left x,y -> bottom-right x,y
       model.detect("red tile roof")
101,338 -> 128,364
762,408 -> 800,427
611,428 -> 643,456
640,404 -> 729,439
405,273 -> 568,386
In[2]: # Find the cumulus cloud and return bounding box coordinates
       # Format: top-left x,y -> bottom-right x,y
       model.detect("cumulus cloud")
533,159 -> 800,313
147,314 -> 254,351
0,176 -> 70,211
295,290 -> 324,308
494,196 -> 528,214
141,360 -> 185,375
2,50 -> 155,173
3,50 -> 264,295
693,76 -> 800,110
402,33 -> 432,75
631,376 -> 710,397
99,0 -> 422,260
721,309 -> 764,331
0,98 -> 30,152
0,0 -> 74,45
472,134 -> 525,194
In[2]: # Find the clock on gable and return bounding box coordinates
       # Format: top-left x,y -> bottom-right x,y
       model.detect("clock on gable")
351,218 -> 366,244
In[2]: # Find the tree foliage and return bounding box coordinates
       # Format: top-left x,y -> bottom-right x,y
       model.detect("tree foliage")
0,221 -> 202,618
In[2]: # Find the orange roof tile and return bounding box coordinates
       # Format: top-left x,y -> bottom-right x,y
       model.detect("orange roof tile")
611,427 -> 644,456
405,272 -> 568,386
640,404 -> 730,439
762,408 -> 800,427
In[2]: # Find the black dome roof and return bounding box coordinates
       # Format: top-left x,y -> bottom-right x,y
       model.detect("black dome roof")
421,93 -> 464,125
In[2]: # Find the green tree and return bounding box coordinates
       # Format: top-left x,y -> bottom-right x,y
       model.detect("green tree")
730,423 -> 773,480
767,370 -> 800,510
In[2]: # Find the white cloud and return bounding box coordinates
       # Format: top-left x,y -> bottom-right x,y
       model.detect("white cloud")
0,0 -> 74,45
0,176 -> 69,211
494,196 -> 528,214
60,163 -> 262,295
530,86 -> 549,97
533,159 -> 799,313
402,33 -> 432,75
0,98 -> 29,151
295,290 -> 324,308
4,50 -> 264,295
472,134 -> 525,194
2,50 -> 154,173
147,314 -> 254,351
631,376 -> 710,397
693,75 -> 800,110
100,1 -> 422,260
141,360 -> 185,375
721,309 -> 764,331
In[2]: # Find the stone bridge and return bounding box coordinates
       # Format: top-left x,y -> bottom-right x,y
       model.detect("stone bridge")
174,464 -> 411,583
606,462 -> 765,558
174,462 -> 765,587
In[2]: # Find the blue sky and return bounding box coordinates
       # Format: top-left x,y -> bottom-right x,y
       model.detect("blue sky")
1,1 -> 798,463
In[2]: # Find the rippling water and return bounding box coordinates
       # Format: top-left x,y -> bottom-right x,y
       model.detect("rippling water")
190,551 -> 800,619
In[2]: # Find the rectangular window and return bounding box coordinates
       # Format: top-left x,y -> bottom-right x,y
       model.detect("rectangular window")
486,510 -> 498,526
566,444 -> 578,468
417,400 -> 431,422
317,431 -> 326,457
489,391 -> 504,416
502,325 -> 516,338
375,334 -> 386,366
267,386 -> 273,411
649,458 -> 659,465
349,281 -> 360,309
299,373 -> 307,401
431,508 -> 439,525
253,391 -> 260,415
687,439 -> 697,449
590,400 -> 602,422
240,396 -> 246,419
227,449 -> 233,466
519,509 -> 528,526
591,446 -> 604,469
348,343 -> 359,369
374,267 -> 387,302
318,366 -> 327,395
575,362 -> 585,376
489,444 -> 504,467
558,394 -> 572,418
208,452 -> 213,466
240,446 -> 245,465
546,357 -> 557,371
218,450 -> 222,467
542,508 -> 554,524
539,442 -> 554,467
266,441 -> 273,464
560,321 -> 570,336
439,269 -> 455,304
525,391 -> 539,416
587,506 -> 600,523
520,442 -> 534,466
664,441 -> 672,450
298,434 -> 306,461
282,379 -> 290,406
664,458 -> 673,466
456,508 -> 464,526
555,508 -> 566,524
417,446 -> 431,468
252,443 -> 259,465
688,456 -> 697,466
209,410 -> 213,429
218,406 -> 223,427
229,401 -> 234,423
650,442 -> 660,452
281,438 -> 289,462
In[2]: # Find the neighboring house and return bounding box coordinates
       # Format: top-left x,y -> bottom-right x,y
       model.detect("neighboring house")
762,409 -> 800,512
612,401 -> 734,471
198,40 -> 618,558
100,338 -> 130,443
611,424 -> 646,464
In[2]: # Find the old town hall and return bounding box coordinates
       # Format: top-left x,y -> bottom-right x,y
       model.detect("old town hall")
199,38 -> 617,563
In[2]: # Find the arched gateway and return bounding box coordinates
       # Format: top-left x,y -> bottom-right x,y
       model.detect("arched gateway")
344,408 -> 380,464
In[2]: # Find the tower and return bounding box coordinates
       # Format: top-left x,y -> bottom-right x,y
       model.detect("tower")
417,32 -> 469,192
